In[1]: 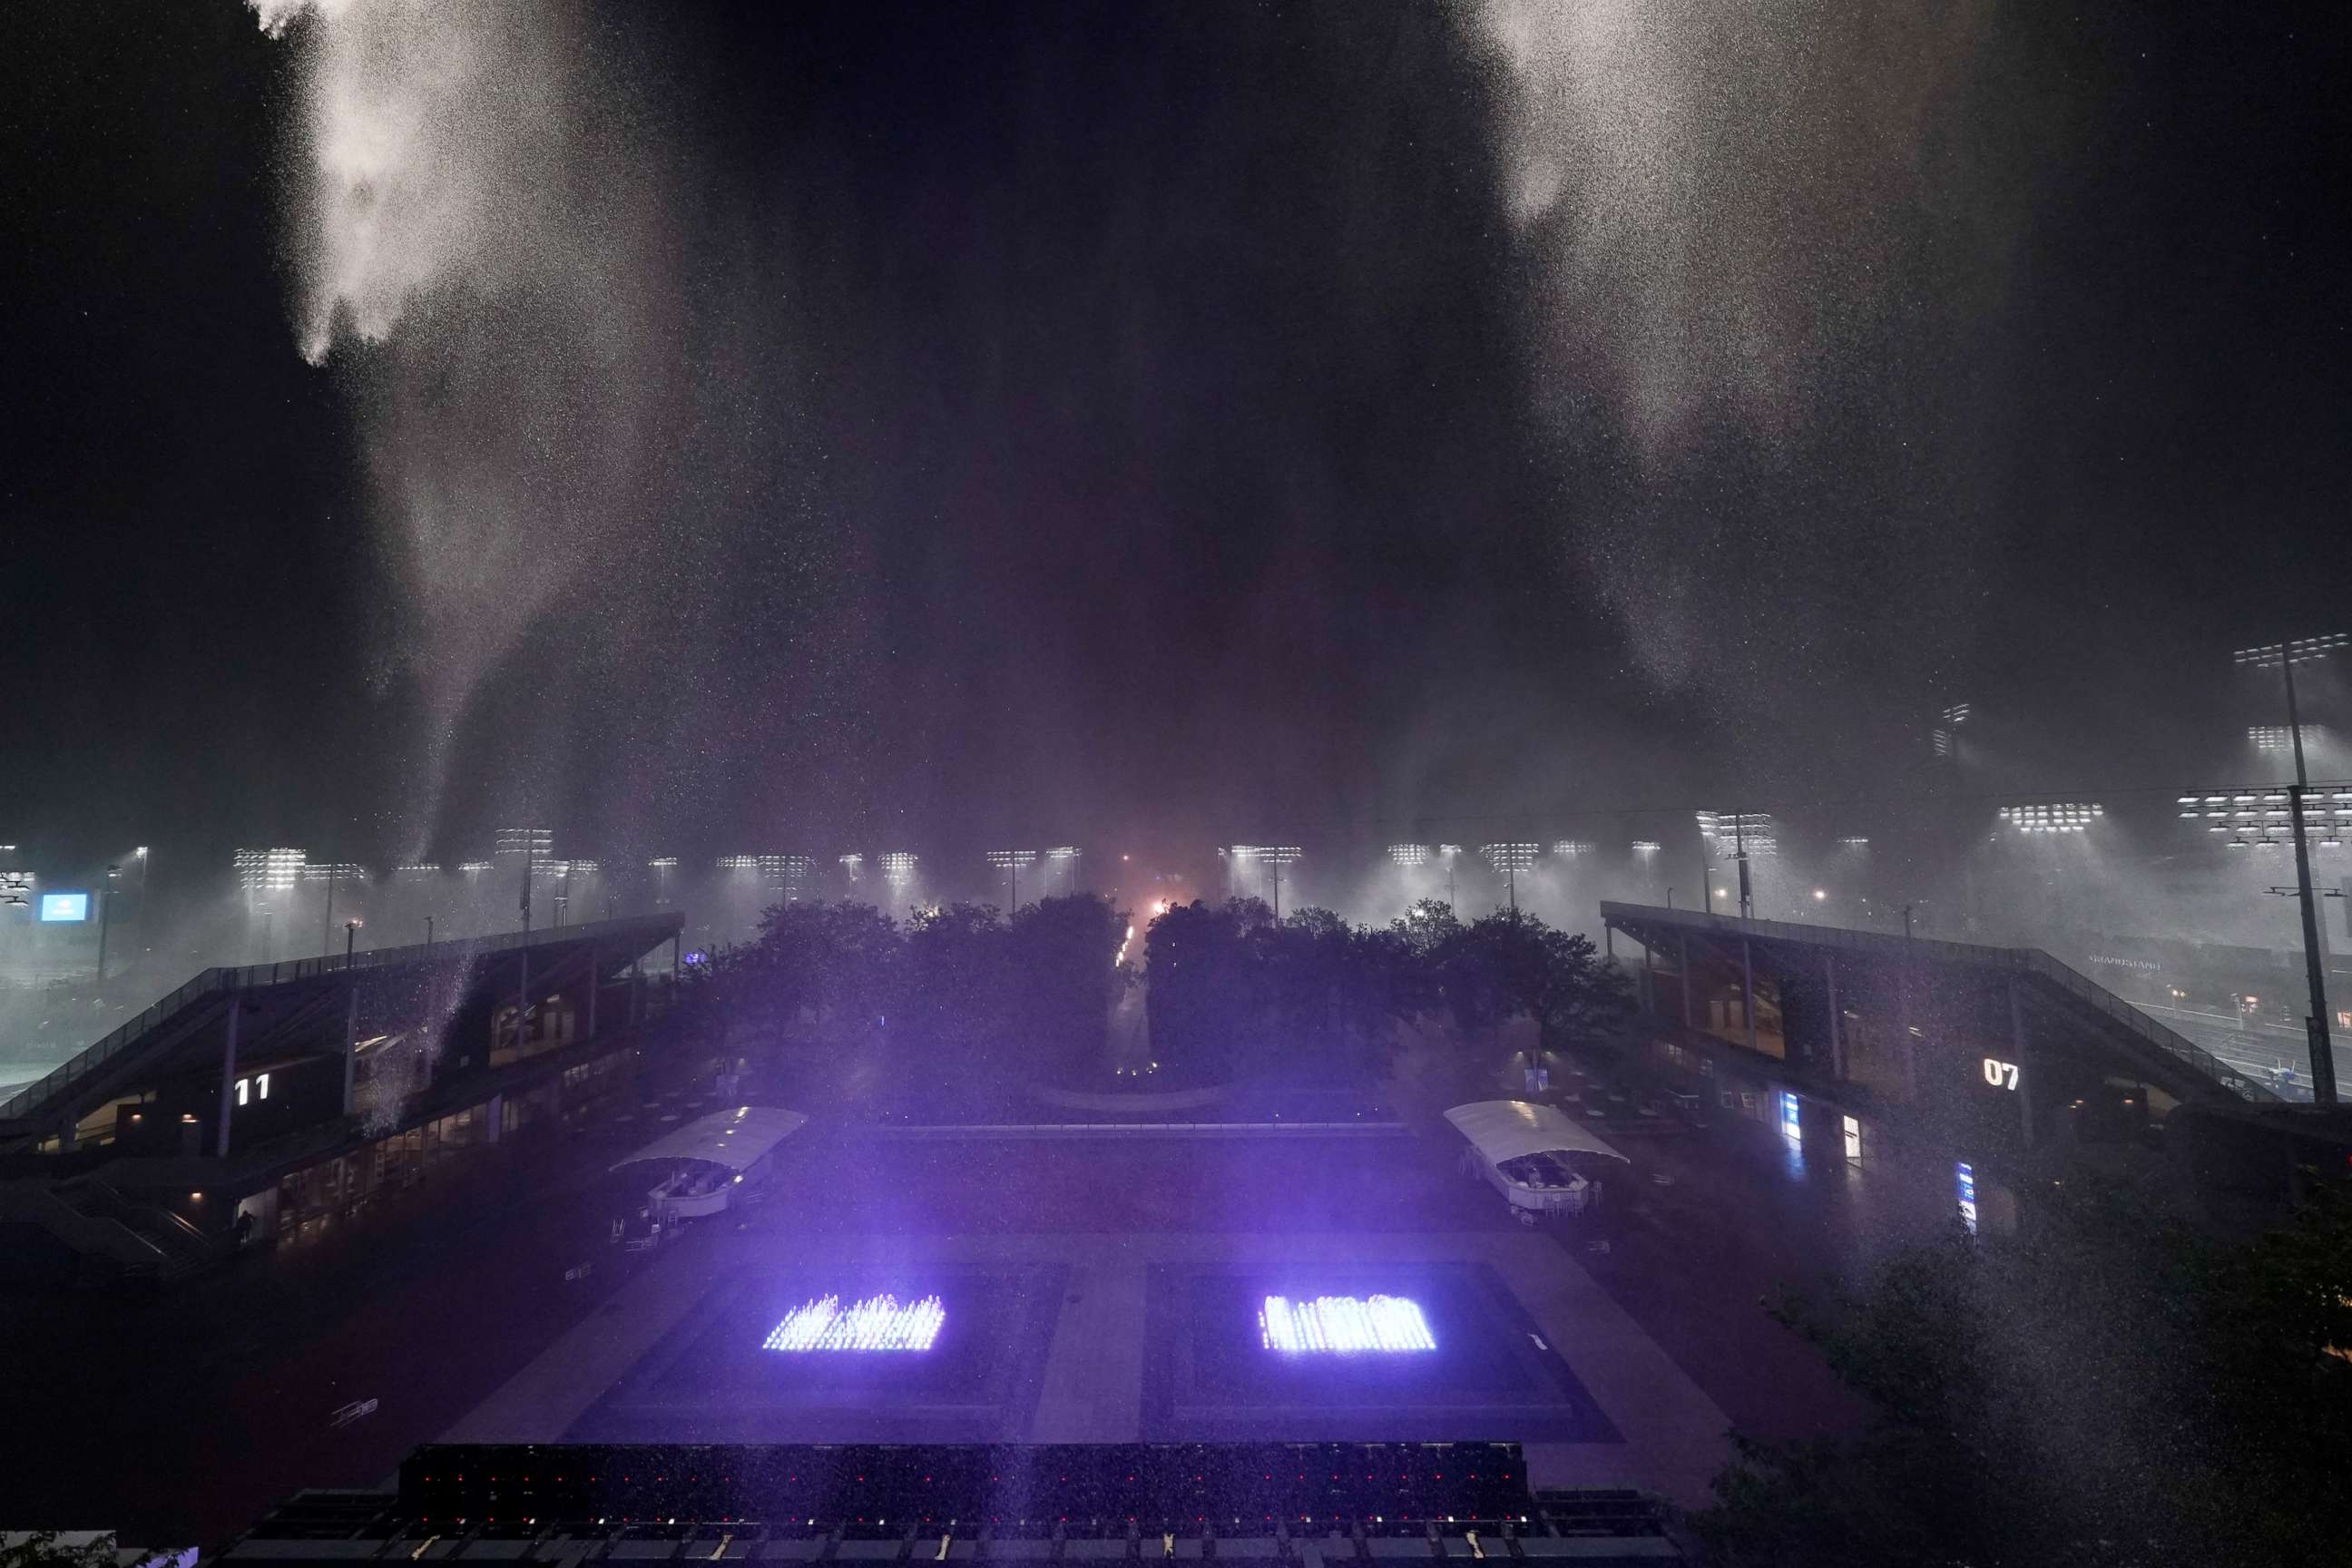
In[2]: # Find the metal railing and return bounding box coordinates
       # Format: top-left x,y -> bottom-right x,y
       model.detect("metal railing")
1599,902 -> 2275,1102
0,914 -> 681,1127
0,968 -> 233,1123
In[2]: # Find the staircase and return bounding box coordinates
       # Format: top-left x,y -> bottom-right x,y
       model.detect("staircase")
0,1176 -> 224,1285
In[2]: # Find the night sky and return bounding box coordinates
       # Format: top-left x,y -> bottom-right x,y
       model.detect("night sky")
4,1 -> 2346,880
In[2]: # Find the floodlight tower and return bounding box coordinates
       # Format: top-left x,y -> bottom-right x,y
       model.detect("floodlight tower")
1044,846 -> 1081,894
2233,632 -> 2347,1105
1480,842 -> 1537,913
1697,812 -> 1774,918
1437,844 -> 1461,907
496,827 -> 553,936
986,848 -> 1039,910
880,852 -> 918,892
1258,846 -> 1302,919
1389,844 -> 1429,916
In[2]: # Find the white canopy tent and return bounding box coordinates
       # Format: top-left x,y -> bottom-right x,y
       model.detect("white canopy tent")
610,1104 -> 810,1176
1444,1099 -> 1629,1166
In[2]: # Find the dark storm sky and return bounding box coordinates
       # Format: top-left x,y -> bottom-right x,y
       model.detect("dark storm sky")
3,2 -> 2346,878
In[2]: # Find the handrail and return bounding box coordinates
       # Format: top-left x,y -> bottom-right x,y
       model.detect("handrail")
0,913 -> 681,1124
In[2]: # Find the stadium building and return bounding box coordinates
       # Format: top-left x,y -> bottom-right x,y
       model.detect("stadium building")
0,915 -> 686,1285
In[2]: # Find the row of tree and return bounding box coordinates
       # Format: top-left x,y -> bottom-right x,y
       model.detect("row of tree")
694,893 -> 1126,1085
689,892 -> 1632,1093
1144,897 -> 1632,1080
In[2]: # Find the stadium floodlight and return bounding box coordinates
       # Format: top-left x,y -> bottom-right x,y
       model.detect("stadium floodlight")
1931,703 -> 1970,759
393,863 -> 440,877
1044,846 -> 1081,892
880,851 -> 918,887
1480,842 -> 1538,912
986,848 -> 1039,907
762,1293 -> 946,1353
1696,811 -> 1778,855
838,853 -> 864,881
235,848 -> 308,905
1627,840 -> 1659,855
2235,632 -> 2350,668
1553,840 -> 1596,857
1259,1294 -> 1436,1354
2236,635 -> 2347,1102
1995,802 -> 2102,834
1230,845 -> 1302,917
2249,725 -> 2318,753
1435,844 -> 1461,906
1838,836 -> 1870,848
716,855 -> 758,871
2180,785 -> 2352,848
458,860 -> 493,874
298,860 -> 366,957
495,826 -> 554,934
1388,843 -> 1429,867
1697,811 -> 1776,916
647,857 -> 679,868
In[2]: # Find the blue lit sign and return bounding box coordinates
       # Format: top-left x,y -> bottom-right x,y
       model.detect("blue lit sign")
1778,1091 -> 1802,1145
1955,1161 -> 1978,1236
38,892 -> 89,923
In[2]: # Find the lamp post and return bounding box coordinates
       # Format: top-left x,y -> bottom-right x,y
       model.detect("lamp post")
1698,812 -> 1773,919
2234,632 -> 2347,1105
1480,843 -> 1537,914
95,863 -> 120,982
344,917 -> 361,970
1438,844 -> 1459,909
987,848 -> 1039,911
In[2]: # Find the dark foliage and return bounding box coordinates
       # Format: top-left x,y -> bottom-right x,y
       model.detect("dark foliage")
1144,897 -> 1632,1082
1692,1178 -> 2352,1568
693,894 -> 1127,1097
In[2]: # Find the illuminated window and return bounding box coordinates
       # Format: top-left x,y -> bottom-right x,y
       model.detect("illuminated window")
1842,1114 -> 1863,1164
1955,1161 -> 1978,1236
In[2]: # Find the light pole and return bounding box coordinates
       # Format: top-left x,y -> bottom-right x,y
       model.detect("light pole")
1045,846 -> 1081,895
344,917 -> 361,970
1240,846 -> 1301,919
2234,632 -> 2347,1105
1480,843 -> 1536,914
94,863 -> 120,982
1438,844 -> 1460,908
1388,843 -> 1428,915
987,848 -> 1039,911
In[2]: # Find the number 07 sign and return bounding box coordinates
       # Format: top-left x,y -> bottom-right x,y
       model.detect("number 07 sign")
1982,1057 -> 2021,1091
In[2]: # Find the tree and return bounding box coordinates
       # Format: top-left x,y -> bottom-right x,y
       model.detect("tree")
1428,909 -> 1632,1067
1006,893 -> 1126,1075
1692,1176 -> 2352,1567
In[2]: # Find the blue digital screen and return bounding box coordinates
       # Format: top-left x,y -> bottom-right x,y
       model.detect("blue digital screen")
1955,1161 -> 1979,1236
38,892 -> 89,923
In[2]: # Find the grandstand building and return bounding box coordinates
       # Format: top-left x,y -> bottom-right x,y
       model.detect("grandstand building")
0,914 -> 685,1285
1600,902 -> 2351,1234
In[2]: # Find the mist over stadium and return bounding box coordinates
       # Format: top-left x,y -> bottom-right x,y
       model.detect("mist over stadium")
3,3 -> 2348,1562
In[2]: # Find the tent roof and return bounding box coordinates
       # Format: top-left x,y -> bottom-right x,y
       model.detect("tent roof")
1444,1099 -> 1629,1166
610,1105 -> 808,1174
